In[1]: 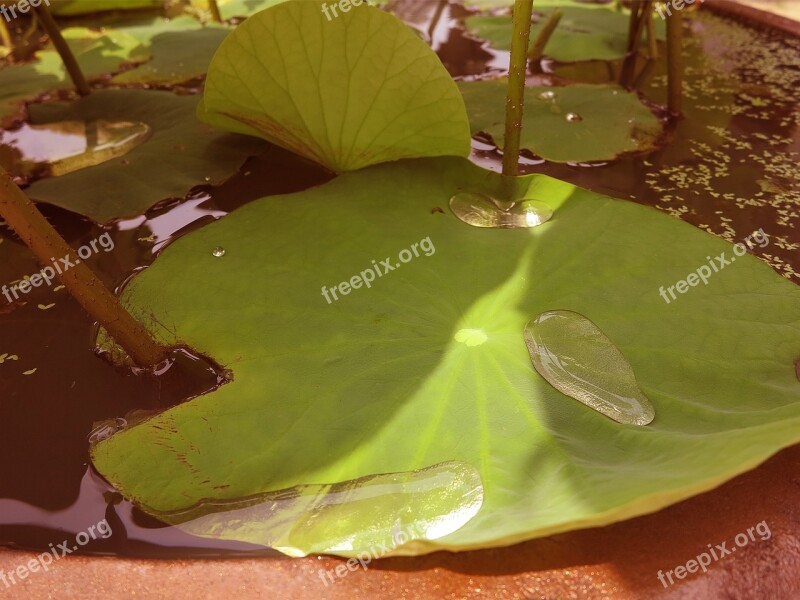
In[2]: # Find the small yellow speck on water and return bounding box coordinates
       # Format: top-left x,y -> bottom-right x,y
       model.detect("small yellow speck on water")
22,368 -> 37,375
38,303 -> 56,310
54,285 -> 65,292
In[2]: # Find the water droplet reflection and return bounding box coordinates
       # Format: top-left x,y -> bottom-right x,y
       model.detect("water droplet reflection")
565,112 -> 583,123
212,246 -> 226,257
524,310 -> 655,425
450,192 -> 552,229
0,120 -> 151,178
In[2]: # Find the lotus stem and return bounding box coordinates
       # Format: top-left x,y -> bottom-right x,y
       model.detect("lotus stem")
502,0 -> 535,177
0,16 -> 12,54
208,0 -> 223,23
34,4 -> 90,96
646,3 -> 659,60
620,0 -> 653,86
666,4 -> 683,114
0,168 -> 170,368
428,0 -> 447,42
527,8 -> 561,65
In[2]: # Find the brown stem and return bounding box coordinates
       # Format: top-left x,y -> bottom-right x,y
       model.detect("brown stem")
502,0 -> 535,177
33,4 -> 90,96
207,0 -> 223,23
527,8 -> 562,65
666,4 -> 683,114
620,0 -> 653,87
646,3 -> 659,60
0,168 -> 170,367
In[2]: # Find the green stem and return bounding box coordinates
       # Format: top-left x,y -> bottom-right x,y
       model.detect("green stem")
666,4 -> 683,114
0,17 -> 12,54
33,4 -> 90,96
208,0 -> 223,23
0,168 -> 170,368
502,0 -> 535,177
527,8 -> 561,65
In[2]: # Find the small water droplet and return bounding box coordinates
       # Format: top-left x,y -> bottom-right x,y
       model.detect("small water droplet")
156,461 -> 484,557
565,112 -> 583,123
204,176 -> 212,182
538,90 -> 555,101
212,246 -> 226,257
88,417 -> 128,444
524,310 -> 655,425
450,192 -> 553,229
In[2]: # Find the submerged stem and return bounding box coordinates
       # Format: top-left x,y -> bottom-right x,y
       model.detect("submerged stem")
666,5 -> 683,114
502,0 -> 535,177
208,0 -> 223,23
527,8 -> 561,65
34,4 -> 90,96
0,168 -> 170,368
0,17 -> 12,54
620,0 -> 653,87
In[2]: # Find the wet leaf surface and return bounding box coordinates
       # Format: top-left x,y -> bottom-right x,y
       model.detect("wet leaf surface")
460,80 -> 663,162
465,5 -> 665,62
24,89 -> 267,223
92,157 -> 800,556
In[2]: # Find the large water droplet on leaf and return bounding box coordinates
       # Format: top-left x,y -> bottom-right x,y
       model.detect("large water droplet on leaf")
0,120 -> 151,178
450,192 -> 553,228
156,461 -> 484,557
524,310 -> 655,426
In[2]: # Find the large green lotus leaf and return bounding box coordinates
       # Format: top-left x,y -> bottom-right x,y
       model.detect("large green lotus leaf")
198,0 -> 471,172
0,27 -> 146,124
465,6 -> 665,62
24,89 -> 266,223
91,157 -> 800,556
110,19 -> 231,85
459,80 -> 663,162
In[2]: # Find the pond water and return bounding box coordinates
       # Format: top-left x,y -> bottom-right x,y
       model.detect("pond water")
0,2 -> 797,557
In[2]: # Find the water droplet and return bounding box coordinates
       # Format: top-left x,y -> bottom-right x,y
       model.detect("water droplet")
156,461 -> 484,557
538,90 -> 556,101
524,310 -> 655,425
212,246 -> 226,257
88,417 -> 128,444
565,112 -> 583,123
204,176 -> 212,182
450,192 -> 553,229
